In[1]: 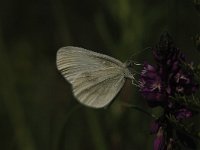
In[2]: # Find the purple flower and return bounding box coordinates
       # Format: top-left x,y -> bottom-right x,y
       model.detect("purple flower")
152,33 -> 185,68
166,138 -> 175,150
150,120 -> 161,134
139,63 -> 167,107
168,69 -> 199,96
174,108 -> 193,120
139,33 -> 199,108
139,33 -> 199,150
152,33 -> 198,97
154,127 -> 166,150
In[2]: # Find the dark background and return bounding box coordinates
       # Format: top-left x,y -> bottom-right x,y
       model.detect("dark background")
0,0 -> 199,150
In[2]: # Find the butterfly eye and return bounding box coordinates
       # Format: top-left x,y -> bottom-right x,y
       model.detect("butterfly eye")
126,60 -> 134,68
126,60 -> 141,68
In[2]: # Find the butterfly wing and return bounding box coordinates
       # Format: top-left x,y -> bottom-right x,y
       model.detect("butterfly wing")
56,46 -> 127,108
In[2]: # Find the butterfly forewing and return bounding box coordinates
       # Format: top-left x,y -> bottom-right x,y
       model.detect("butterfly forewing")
56,46 -> 127,108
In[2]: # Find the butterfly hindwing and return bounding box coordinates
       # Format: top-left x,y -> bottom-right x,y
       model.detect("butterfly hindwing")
71,67 -> 125,108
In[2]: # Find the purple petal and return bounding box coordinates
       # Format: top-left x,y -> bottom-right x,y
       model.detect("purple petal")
154,127 -> 166,150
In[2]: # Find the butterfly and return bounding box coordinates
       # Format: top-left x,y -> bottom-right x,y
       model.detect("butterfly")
56,46 -> 136,108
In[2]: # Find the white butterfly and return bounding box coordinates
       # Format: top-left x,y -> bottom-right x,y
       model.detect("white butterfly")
56,46 -> 135,108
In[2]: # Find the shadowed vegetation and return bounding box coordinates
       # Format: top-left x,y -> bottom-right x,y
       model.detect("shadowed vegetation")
0,0 -> 199,150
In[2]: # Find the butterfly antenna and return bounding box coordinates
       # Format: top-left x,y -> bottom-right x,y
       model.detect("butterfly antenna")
129,46 -> 152,62
127,47 -> 152,87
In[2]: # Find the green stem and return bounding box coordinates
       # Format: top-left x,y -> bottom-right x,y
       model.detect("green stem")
121,102 -> 157,119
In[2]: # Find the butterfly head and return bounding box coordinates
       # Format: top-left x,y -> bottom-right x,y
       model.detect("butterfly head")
124,60 -> 142,85
125,60 -> 141,71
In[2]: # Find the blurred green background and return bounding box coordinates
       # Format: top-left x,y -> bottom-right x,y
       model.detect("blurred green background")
0,0 -> 199,150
